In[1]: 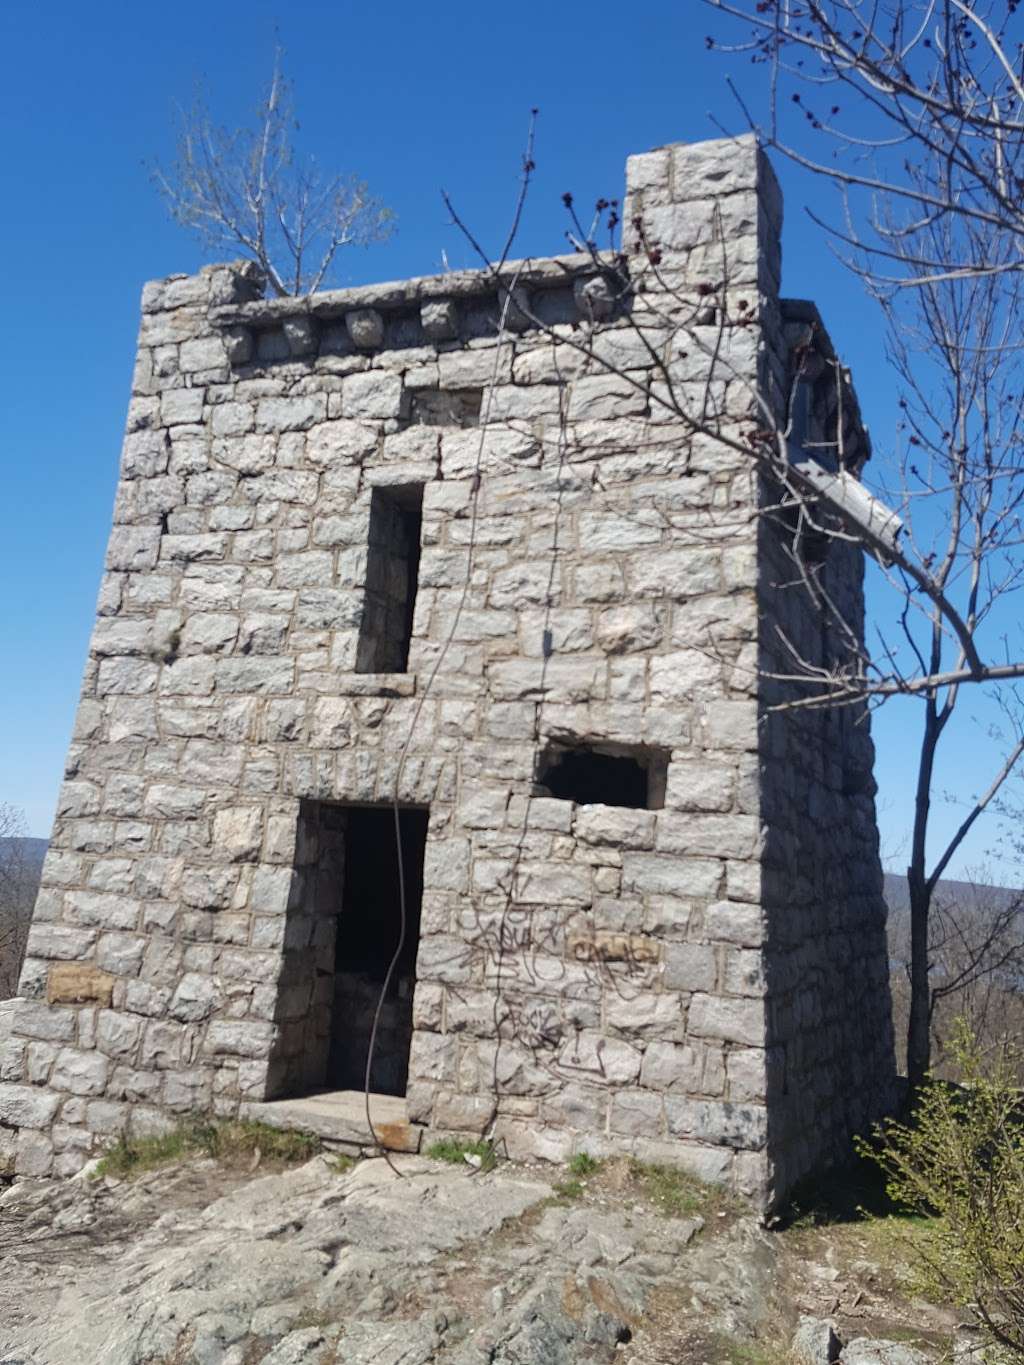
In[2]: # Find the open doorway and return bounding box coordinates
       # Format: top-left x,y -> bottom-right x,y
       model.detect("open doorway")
267,801 -> 428,1103
327,806 -> 428,1096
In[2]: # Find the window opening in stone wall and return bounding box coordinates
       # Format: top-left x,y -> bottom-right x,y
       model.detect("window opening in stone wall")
408,388 -> 482,427
267,801 -> 429,1103
536,742 -> 668,810
356,485 -> 424,674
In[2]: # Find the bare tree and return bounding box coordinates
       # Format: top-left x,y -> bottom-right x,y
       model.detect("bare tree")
837,166 -> 1024,1092
703,1 -> 1024,289
153,53 -> 394,297
889,872 -> 1024,1081
0,804 -> 36,1000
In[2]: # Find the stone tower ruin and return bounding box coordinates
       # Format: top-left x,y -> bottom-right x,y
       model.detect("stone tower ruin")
0,136 -> 895,1208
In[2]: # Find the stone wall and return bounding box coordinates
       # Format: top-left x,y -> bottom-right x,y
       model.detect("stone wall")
756,303 -> 896,1196
0,134 -> 894,1207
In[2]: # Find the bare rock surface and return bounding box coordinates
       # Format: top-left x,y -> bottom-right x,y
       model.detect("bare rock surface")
0,1155 -> 755,1365
840,1342 -> 934,1365
0,1153 -> 957,1365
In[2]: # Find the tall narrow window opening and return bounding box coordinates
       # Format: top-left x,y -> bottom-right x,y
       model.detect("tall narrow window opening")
356,484 -> 424,673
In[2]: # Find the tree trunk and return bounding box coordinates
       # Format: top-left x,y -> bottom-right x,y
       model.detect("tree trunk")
907,866 -> 931,1098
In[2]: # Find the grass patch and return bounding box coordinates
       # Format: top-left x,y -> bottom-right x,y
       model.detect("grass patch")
93,1119 -> 320,1179
715,1335 -> 779,1365
426,1137 -> 497,1171
210,1119 -> 320,1165
329,1153 -> 358,1175
568,1151 -> 602,1176
553,1178 -> 586,1200
629,1159 -> 735,1219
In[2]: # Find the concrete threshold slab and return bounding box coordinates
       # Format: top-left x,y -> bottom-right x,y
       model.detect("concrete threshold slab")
242,1089 -> 422,1154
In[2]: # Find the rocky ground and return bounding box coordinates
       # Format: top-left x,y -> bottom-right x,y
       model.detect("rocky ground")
0,1149 -> 967,1365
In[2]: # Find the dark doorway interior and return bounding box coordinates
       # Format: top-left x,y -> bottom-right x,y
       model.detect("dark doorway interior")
327,806 -> 429,1097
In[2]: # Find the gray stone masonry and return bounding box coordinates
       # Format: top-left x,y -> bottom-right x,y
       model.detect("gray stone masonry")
0,133 -> 894,1207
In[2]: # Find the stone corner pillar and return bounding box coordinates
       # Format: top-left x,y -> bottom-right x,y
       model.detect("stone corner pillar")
623,134 -> 782,300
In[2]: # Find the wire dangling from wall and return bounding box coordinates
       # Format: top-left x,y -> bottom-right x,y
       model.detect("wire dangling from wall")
361,266 -> 531,1176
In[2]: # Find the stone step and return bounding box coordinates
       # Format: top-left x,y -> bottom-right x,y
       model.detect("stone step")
241,1090 -> 422,1154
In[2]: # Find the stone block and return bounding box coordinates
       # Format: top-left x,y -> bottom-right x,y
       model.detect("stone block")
574,805 -> 655,849
106,526 -> 161,573
161,387 -> 206,425
223,326 -> 253,365
64,891 -> 141,931
656,813 -> 761,860
343,370 -> 403,419
163,1069 -> 213,1111
255,395 -> 324,432
432,1091 -> 494,1134
47,963 -> 115,1008
566,930 -> 659,968
621,854 -> 724,900
50,1048 -> 110,1097
665,1095 -> 767,1149
204,1020 -> 277,1058
512,861 -> 592,906
96,1010 -> 144,1059
282,315 -> 317,356
421,299 -> 458,340
217,657 -> 295,694
15,1129 -> 54,1176
345,308 -> 385,349
705,700 -> 759,751
665,761 -> 735,813
573,274 -> 616,321
606,991 -> 684,1038
96,932 -> 147,976
251,865 -> 294,914
180,336 -> 226,371
85,1099 -> 129,1136
0,1034 -> 27,1082
558,1031 -> 641,1085
213,806 -> 264,862
688,993 -> 764,1047
0,1083 -> 61,1128
180,613 -> 239,655
704,900 -> 764,948
663,942 -> 716,992
596,604 -> 665,654
609,1088 -> 665,1137
26,924 -> 97,961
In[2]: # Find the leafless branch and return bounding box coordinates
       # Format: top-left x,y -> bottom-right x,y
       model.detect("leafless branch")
152,50 -> 395,296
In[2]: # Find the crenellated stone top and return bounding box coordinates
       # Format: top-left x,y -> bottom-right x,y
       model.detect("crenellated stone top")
205,251 -> 625,367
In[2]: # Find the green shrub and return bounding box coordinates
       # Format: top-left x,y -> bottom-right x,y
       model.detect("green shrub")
859,1020 -> 1024,1359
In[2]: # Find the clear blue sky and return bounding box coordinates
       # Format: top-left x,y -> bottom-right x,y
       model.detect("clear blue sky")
1,0 -> 1019,883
